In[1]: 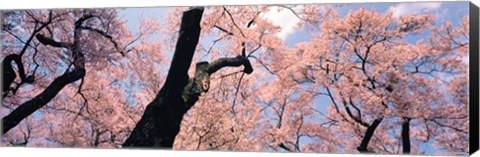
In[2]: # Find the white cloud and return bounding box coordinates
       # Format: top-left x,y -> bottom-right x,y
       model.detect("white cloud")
390,2 -> 442,17
261,6 -> 303,40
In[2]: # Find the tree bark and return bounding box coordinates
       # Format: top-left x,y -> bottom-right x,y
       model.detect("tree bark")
122,7 -> 205,148
2,54 -> 28,96
2,68 -> 86,134
206,55 -> 253,75
123,7 -> 255,148
357,118 -> 383,153
402,118 -> 411,154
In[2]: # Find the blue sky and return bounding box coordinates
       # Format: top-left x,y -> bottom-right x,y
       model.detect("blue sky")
286,1 -> 469,47
118,2 -> 469,49
116,1 -> 469,154
119,7 -> 169,41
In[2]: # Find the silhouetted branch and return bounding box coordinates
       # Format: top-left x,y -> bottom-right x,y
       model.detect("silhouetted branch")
357,118 -> 383,153
223,7 -> 246,37
2,68 -> 86,134
79,25 -> 125,56
36,34 -> 72,48
402,118 -> 411,154
206,55 -> 253,75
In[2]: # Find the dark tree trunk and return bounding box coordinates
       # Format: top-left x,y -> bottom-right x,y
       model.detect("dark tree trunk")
402,118 -> 411,154
123,7 -> 254,148
357,118 -> 383,153
2,68 -> 85,134
122,7 -> 205,148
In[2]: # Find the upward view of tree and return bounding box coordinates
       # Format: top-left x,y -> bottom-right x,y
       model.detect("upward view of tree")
1,3 -> 470,155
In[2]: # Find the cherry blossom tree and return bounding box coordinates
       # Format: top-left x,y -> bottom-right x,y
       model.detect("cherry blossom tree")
0,8 -> 153,147
264,7 -> 469,155
1,3 -> 470,155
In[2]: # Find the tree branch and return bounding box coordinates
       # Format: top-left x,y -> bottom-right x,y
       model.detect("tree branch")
279,143 -> 294,152
223,7 -> 246,38
357,118 -> 383,153
2,68 -> 86,134
2,12 -> 91,134
79,25 -> 125,56
18,10 -> 54,57
345,106 -> 369,127
35,34 -> 72,49
206,55 -> 253,75
402,117 -> 411,154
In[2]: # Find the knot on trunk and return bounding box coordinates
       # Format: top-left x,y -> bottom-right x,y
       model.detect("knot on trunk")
182,62 -> 210,107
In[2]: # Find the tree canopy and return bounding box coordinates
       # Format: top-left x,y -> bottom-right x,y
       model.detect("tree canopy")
1,3 -> 470,155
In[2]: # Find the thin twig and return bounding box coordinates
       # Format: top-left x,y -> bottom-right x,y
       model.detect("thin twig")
231,72 -> 246,115
223,7 -> 246,38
